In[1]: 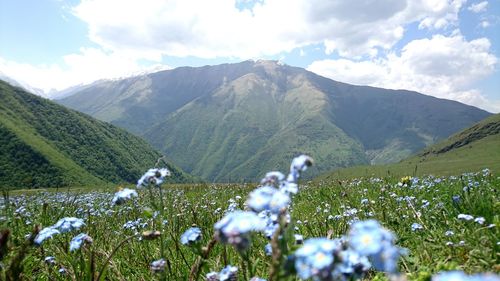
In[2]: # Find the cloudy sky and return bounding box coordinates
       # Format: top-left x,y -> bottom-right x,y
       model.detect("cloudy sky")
1,0 -> 499,112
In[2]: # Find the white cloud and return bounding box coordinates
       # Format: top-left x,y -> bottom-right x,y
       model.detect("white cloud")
72,0 -> 467,59
481,20 -> 490,28
0,0 -> 482,95
468,1 -> 488,13
414,0 -> 466,29
0,48 -> 169,94
307,34 -> 499,112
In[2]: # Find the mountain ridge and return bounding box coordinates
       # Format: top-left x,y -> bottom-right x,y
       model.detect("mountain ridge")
58,60 -> 491,181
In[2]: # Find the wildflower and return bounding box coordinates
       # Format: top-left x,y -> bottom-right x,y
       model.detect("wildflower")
206,272 -> 219,281
400,176 -> 412,186
219,265 -> 238,281
370,243 -> 402,273
226,201 -> 238,213
457,214 -> 474,221
279,181 -> 298,195
44,256 -> 56,265
58,268 -> 67,275
290,155 -> 314,173
181,227 -> 202,245
287,155 -> 313,182
261,171 -> 285,186
264,221 -> 279,239
452,195 -> 461,203
335,249 -> 371,278
250,277 -> 266,281
444,230 -> 454,236
295,234 -> 304,244
34,227 -> 60,245
69,233 -> 93,252
123,218 -> 145,230
349,220 -> 392,256
53,217 -> 85,233
150,258 -> 166,273
411,223 -> 424,231
214,211 -> 266,250
474,217 -> 485,225
348,220 -> 403,273
360,198 -> 369,205
264,243 -> 272,256
137,168 -> 170,187
445,242 -> 454,246
421,200 -> 430,208
112,188 -> 138,205
294,238 -> 341,280
247,186 -> 290,214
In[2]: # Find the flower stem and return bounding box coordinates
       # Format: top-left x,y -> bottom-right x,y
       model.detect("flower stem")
268,212 -> 286,281
95,234 -> 138,281
188,235 -> 217,281
157,185 -> 166,259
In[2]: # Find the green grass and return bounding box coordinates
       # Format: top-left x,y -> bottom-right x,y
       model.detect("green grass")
0,171 -> 498,280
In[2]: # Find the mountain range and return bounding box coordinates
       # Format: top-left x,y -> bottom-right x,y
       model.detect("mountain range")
0,80 -> 191,189
58,60 -> 491,182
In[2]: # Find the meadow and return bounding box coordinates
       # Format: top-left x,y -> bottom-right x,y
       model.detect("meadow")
0,158 -> 498,280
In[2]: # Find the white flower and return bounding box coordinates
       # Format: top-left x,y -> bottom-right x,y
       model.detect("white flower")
457,214 -> 474,221
474,217 -> 485,225
35,228 -> 60,245
112,188 -> 138,205
69,233 -> 93,251
137,168 -> 170,187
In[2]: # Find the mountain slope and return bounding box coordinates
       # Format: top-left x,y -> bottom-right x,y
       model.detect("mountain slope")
58,60 -> 491,181
418,113 -> 500,156
145,72 -> 366,181
0,72 -> 46,98
58,62 -> 259,134
320,114 -> 500,180
0,80 -> 191,188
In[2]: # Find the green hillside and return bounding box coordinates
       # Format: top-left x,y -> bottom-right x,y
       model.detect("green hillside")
0,80 -> 191,188
58,60 -> 491,182
320,114 -> 500,180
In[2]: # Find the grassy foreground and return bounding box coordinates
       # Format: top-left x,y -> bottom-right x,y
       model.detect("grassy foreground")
0,169 -> 498,280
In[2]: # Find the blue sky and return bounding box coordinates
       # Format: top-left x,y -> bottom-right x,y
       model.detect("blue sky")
0,0 -> 499,112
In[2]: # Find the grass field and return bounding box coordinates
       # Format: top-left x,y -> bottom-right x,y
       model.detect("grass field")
0,164 -> 498,280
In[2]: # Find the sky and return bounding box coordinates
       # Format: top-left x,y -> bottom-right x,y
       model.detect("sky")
0,0 -> 499,112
